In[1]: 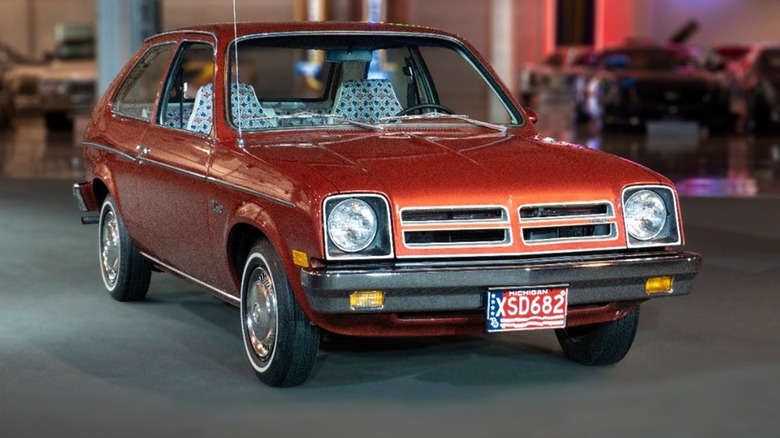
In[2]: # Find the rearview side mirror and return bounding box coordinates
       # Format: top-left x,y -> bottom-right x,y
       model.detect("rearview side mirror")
524,107 -> 538,124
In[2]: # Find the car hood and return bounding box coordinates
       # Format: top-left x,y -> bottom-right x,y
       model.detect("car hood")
608,69 -> 719,86
4,64 -> 46,80
242,128 -> 664,207
40,59 -> 96,82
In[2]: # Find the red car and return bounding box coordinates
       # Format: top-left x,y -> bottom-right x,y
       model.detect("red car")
73,22 -> 701,387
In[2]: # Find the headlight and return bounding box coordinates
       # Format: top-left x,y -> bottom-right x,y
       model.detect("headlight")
327,198 -> 378,252
601,79 -> 620,103
624,189 -> 667,241
39,80 -> 66,96
323,194 -> 393,259
622,186 -> 682,248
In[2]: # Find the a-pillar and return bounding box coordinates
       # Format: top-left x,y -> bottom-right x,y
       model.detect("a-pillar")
490,0 -> 515,121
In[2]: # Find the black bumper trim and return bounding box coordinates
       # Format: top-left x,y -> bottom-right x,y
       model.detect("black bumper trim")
300,251 -> 702,314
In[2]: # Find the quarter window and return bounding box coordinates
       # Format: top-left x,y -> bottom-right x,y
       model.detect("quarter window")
113,44 -> 175,122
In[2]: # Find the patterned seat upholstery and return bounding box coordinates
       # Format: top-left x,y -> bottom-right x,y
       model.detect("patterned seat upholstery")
186,84 -> 214,134
332,79 -> 403,123
231,83 -> 274,129
162,104 -> 193,129
186,83 -> 273,134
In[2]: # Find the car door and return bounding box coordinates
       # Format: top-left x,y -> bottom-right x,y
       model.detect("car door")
107,42 -> 176,237
130,39 -> 219,280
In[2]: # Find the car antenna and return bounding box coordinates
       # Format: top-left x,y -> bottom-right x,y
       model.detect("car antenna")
232,0 -> 244,148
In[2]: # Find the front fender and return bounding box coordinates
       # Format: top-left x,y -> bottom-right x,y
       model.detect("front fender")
224,199 -> 324,310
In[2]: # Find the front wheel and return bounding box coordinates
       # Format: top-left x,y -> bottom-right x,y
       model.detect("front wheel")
240,240 -> 320,387
555,306 -> 639,366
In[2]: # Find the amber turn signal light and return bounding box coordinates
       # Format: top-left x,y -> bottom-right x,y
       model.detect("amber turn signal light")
349,291 -> 385,310
292,250 -> 309,268
645,276 -> 674,294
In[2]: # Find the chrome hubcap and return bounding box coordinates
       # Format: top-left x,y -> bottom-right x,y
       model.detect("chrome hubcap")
245,267 -> 277,362
100,209 -> 120,287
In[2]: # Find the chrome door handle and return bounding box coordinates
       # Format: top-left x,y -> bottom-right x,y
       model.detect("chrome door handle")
136,145 -> 151,155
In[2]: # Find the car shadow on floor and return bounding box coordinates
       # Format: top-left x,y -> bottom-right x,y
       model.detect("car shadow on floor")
123,277 -> 606,395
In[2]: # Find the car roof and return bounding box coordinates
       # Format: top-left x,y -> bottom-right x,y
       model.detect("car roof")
156,21 -> 461,42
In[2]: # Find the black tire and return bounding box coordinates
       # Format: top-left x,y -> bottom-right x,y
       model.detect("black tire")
555,306 -> 640,366
44,111 -> 71,131
98,196 -> 152,301
746,95 -> 768,134
0,102 -> 11,129
240,240 -> 320,387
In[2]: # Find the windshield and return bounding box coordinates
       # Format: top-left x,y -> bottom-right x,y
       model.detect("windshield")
599,47 -> 686,71
227,34 -> 520,131
55,37 -> 95,60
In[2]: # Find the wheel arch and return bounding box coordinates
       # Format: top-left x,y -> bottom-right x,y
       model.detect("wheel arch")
88,160 -> 119,207
227,221 -> 268,290
92,178 -> 110,205
225,202 -> 320,318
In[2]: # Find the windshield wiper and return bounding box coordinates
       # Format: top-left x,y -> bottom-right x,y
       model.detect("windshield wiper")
380,112 -> 507,133
326,114 -> 385,131
240,112 -> 384,132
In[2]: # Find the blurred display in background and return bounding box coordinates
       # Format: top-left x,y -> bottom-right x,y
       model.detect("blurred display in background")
0,0 -> 778,197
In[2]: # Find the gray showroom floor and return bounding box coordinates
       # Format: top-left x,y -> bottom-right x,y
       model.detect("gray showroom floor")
1,117 -> 779,436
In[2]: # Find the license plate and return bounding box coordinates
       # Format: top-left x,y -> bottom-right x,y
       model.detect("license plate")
486,287 -> 568,333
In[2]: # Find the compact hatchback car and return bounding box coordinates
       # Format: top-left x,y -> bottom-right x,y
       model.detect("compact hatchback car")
74,22 -> 701,387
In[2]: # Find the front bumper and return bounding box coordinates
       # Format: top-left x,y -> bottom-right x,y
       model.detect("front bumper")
38,88 -> 95,114
301,250 -> 701,314
73,182 -> 99,224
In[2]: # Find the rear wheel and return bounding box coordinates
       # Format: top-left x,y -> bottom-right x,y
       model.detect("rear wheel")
98,196 -> 152,301
240,240 -> 320,387
555,306 -> 639,366
44,111 -> 71,131
746,94 -> 769,134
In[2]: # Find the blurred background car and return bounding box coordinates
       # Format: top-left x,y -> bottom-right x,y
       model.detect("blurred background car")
519,46 -> 595,122
0,41 -> 38,128
584,43 -> 732,132
712,44 -> 752,70
36,23 -> 97,131
727,44 -> 780,133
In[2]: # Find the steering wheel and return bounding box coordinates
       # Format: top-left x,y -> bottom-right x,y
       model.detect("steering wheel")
396,103 -> 456,116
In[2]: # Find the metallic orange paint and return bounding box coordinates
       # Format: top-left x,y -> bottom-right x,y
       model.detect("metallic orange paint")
79,22 -> 699,338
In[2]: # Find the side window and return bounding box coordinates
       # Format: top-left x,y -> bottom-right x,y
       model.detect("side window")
113,44 -> 175,121
158,42 -> 215,134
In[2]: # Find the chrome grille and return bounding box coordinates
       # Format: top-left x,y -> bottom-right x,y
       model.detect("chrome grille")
402,207 -> 506,223
520,203 -> 609,220
522,224 -> 613,241
69,81 -> 96,95
405,229 -> 509,245
401,206 -> 511,248
519,202 -> 617,245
